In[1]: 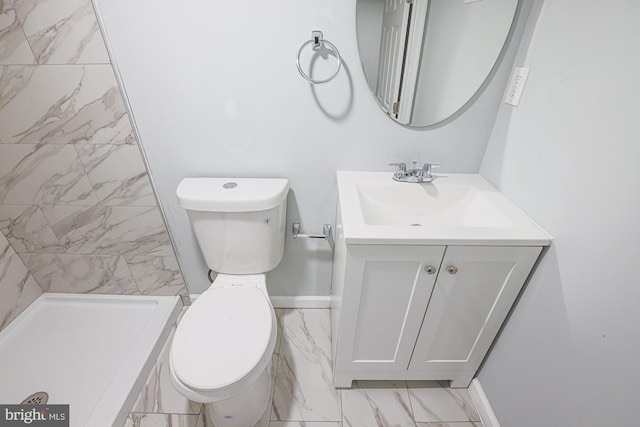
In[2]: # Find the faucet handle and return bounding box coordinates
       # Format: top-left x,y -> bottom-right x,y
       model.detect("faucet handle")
421,163 -> 441,174
388,162 -> 407,172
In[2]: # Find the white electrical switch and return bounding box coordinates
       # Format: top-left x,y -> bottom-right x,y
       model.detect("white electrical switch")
505,67 -> 530,107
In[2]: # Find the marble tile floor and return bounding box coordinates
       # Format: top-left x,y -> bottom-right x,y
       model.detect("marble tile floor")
124,309 -> 483,427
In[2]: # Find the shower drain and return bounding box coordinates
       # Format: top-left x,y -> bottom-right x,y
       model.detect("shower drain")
21,391 -> 49,405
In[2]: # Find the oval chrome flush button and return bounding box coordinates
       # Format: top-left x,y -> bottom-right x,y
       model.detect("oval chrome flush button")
222,182 -> 237,189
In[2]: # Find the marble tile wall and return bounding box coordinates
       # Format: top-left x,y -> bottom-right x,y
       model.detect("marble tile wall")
0,231 -> 42,330
0,0 -> 187,331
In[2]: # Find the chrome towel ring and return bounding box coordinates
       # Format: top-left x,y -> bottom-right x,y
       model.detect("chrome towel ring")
296,31 -> 341,84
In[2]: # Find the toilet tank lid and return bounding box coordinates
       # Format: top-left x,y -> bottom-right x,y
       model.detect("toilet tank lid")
176,178 -> 289,212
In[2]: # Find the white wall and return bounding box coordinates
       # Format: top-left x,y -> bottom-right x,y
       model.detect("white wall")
94,0 -> 531,295
479,0 -> 640,425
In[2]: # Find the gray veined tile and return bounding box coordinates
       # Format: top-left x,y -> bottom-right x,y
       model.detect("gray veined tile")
0,144 -> 98,205
270,423 -> 343,427
342,381 -> 414,427
274,308 -> 284,354
194,408 -> 211,427
12,0 -> 109,64
0,65 -> 134,145
0,253 -> 42,331
0,65 -> 31,112
415,423 -> 483,427
271,309 -> 341,422
0,2 -> 37,64
408,381 -> 481,423
0,205 -> 61,253
20,253 -> 139,294
123,413 -> 200,427
125,255 -> 187,297
41,205 -> 172,257
131,329 -> 202,415
261,356 -> 280,427
76,144 -> 156,206
0,231 -> 14,264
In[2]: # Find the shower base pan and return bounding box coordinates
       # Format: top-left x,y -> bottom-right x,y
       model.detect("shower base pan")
0,293 -> 181,427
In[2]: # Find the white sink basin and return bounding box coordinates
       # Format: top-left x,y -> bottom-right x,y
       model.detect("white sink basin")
337,171 -> 551,245
357,182 -> 513,227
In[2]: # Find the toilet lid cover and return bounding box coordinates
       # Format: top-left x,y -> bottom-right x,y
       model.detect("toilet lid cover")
171,286 -> 272,391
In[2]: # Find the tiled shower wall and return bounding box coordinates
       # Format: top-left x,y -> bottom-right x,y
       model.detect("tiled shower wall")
0,0 -> 187,330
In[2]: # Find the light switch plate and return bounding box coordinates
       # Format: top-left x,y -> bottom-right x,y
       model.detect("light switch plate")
505,67 -> 530,107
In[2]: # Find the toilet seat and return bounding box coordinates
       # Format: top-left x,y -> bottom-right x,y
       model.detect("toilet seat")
170,277 -> 275,402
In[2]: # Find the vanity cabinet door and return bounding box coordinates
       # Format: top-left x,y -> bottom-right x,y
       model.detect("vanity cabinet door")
408,246 -> 542,387
334,245 -> 445,385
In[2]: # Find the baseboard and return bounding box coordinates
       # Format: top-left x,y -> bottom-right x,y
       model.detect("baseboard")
469,378 -> 501,427
270,296 -> 331,308
189,294 -> 331,309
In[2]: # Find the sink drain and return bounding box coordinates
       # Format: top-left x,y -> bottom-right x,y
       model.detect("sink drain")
410,223 -> 422,226
21,391 -> 48,405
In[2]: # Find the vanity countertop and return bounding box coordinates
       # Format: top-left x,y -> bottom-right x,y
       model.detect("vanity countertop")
337,171 -> 552,246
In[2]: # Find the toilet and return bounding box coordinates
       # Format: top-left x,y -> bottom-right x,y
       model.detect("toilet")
169,177 -> 289,427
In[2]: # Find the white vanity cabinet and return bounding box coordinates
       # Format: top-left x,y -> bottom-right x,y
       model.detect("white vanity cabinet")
331,171 -> 551,388
330,236 -> 542,388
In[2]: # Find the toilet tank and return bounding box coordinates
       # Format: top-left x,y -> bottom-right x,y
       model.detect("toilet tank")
176,178 -> 289,274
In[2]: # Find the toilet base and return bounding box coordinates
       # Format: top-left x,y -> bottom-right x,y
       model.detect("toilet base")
205,359 -> 273,426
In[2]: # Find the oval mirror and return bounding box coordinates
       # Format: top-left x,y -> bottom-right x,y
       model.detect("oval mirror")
356,0 -> 519,127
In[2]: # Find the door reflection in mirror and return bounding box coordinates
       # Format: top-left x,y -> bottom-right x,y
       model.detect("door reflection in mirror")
357,0 -> 519,127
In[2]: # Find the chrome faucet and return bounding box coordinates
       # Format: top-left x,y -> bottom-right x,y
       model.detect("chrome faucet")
389,161 -> 440,183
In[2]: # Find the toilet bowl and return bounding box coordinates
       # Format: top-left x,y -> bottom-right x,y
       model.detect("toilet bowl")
170,177 -> 288,427
170,274 -> 276,426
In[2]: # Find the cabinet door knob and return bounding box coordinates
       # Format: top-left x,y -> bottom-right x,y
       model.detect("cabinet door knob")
447,265 -> 459,274
425,265 -> 436,275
